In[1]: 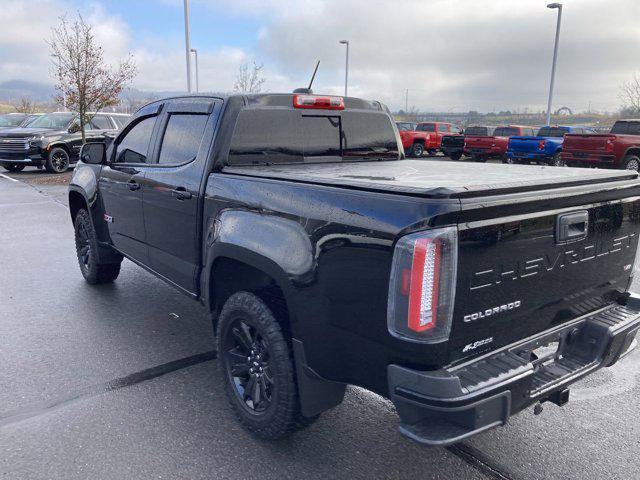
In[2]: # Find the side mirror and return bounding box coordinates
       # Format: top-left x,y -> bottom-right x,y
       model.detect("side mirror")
80,142 -> 106,165
68,123 -> 81,134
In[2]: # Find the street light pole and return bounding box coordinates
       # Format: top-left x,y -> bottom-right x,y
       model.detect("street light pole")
190,48 -> 199,93
546,3 -> 562,126
339,40 -> 349,96
183,0 -> 192,93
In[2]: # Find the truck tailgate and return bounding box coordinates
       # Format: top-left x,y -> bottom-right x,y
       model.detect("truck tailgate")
448,190 -> 640,363
508,136 -> 543,153
564,133 -> 612,153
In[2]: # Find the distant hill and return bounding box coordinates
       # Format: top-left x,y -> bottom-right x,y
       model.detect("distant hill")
0,80 -> 59,103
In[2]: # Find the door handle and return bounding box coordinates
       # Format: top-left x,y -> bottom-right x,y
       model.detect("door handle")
128,181 -> 141,191
171,187 -> 192,200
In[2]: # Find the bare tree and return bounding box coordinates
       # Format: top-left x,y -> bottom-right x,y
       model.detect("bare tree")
13,97 -> 36,114
619,73 -> 640,116
233,61 -> 266,93
48,13 -> 136,142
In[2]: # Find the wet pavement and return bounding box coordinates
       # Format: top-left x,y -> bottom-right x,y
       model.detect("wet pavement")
1,168 -> 639,480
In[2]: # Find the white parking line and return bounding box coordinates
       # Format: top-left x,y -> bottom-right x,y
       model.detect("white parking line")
0,173 -> 18,182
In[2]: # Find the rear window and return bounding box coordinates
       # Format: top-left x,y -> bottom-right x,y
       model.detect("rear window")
537,127 -> 569,137
611,121 -> 640,135
396,122 -> 416,132
416,123 -> 435,132
465,126 -> 489,136
228,109 -> 399,165
493,127 -> 519,137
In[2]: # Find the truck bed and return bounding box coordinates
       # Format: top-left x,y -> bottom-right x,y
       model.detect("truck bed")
223,159 -> 637,199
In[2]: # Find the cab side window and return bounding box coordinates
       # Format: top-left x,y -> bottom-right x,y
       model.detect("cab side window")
158,114 -> 208,165
90,115 -> 113,130
114,116 -> 156,164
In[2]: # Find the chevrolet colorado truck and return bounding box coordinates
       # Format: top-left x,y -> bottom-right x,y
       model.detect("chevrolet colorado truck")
506,125 -> 596,166
0,111 -> 130,173
416,121 -> 460,155
465,125 -> 536,162
69,93 -> 640,446
396,121 -> 429,157
561,120 -> 640,170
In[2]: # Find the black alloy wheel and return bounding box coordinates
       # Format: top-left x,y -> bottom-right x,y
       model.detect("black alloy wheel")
46,147 -> 70,173
223,318 -> 274,413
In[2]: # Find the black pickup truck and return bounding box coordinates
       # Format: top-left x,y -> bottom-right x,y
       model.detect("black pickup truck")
69,93 -> 640,446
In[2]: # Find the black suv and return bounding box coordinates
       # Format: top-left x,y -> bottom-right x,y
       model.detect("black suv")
0,111 -> 130,173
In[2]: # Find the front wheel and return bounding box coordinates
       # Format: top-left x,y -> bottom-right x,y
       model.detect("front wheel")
473,155 -> 487,163
622,155 -> 640,171
449,152 -> 462,161
3,163 -> 26,172
74,209 -> 122,284
409,142 -> 424,158
217,292 -> 315,440
45,147 -> 70,173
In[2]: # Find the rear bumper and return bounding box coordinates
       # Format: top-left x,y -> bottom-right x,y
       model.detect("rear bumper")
388,296 -> 640,446
561,152 -> 617,164
468,147 -> 505,157
506,151 -> 549,161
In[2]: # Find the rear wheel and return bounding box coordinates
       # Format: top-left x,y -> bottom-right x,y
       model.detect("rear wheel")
3,163 -> 25,172
45,147 -> 70,173
74,209 -> 122,284
473,155 -> 487,163
409,142 -> 424,158
217,291 -> 316,440
552,152 -> 566,167
504,156 -> 518,164
622,155 -> 640,171
449,152 -> 462,161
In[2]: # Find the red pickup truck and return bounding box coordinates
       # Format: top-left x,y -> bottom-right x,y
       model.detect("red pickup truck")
464,125 -> 537,162
561,120 -> 640,170
396,121 -> 430,157
416,122 -> 460,155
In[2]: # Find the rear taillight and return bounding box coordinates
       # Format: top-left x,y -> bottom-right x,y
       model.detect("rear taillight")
387,227 -> 457,343
605,137 -> 614,151
538,140 -> 546,150
293,95 -> 344,110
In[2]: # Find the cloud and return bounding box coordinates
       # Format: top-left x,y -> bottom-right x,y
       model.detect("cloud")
1,0 -> 638,112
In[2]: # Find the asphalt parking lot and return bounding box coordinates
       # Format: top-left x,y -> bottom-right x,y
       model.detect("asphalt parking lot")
1,163 -> 639,480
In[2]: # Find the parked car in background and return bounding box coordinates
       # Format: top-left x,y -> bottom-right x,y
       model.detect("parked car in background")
561,120 -> 640,171
440,132 -> 465,160
0,111 -> 130,173
465,125 -> 536,162
0,113 -> 34,129
506,125 -> 596,166
416,121 -> 460,155
69,92 -> 640,447
396,121 -> 430,157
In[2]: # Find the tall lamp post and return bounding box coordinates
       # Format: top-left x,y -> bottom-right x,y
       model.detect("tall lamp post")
183,0 -> 192,93
339,40 -> 349,96
190,48 -> 199,93
546,3 -> 563,126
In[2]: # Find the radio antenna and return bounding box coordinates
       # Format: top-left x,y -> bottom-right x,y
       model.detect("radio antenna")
308,61 -> 320,90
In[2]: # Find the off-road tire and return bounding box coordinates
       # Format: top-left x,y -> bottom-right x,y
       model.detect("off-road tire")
74,209 -> 121,284
3,163 -> 26,172
217,291 -> 316,440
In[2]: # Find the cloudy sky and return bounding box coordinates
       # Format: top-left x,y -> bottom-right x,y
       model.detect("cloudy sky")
1,0 -> 639,112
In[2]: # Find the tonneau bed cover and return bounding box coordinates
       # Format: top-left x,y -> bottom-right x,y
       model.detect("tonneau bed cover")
223,160 -> 638,199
